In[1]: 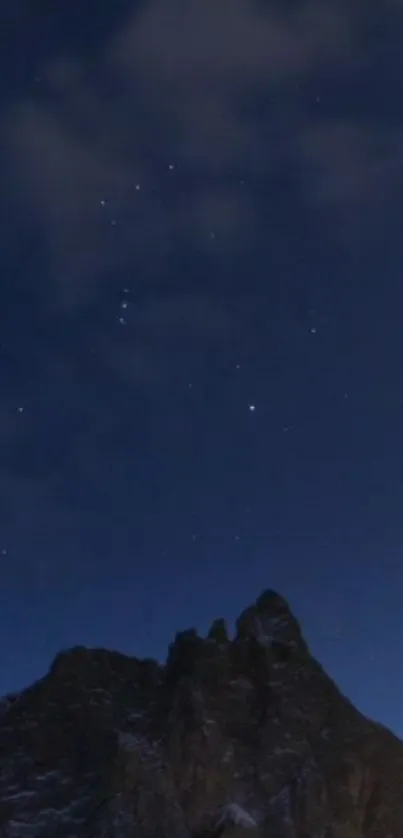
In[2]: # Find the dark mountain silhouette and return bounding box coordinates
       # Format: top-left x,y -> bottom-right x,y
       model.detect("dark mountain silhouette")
0,590 -> 402,837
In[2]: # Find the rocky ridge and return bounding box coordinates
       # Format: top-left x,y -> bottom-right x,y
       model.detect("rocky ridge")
0,590 -> 402,837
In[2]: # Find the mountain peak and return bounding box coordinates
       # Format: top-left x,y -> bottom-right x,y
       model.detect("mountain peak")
255,588 -> 292,615
235,589 -> 309,657
1,589 -> 403,837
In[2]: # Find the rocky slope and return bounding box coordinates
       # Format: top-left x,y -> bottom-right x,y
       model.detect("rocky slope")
0,590 -> 402,838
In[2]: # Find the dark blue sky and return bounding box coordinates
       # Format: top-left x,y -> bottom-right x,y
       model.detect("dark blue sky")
1,0 -> 403,735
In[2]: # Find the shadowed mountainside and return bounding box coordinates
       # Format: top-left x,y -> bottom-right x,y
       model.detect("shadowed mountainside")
0,590 -> 402,837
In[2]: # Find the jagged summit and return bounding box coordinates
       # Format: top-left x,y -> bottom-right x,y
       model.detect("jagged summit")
255,588 -> 294,618
46,591 -> 303,681
235,589 -> 308,657
1,589 -> 403,838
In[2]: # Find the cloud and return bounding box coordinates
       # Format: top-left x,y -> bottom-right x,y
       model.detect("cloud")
2,0 -> 403,315
114,0 -> 352,83
298,118 -> 403,235
3,100 -> 132,309
1,0 -> 403,548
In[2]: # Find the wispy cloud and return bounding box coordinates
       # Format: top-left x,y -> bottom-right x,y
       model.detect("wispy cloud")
0,0 -> 402,545
2,0 -> 403,311
298,118 -> 403,236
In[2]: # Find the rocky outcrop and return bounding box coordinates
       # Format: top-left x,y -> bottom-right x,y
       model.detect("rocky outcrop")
0,590 -> 402,837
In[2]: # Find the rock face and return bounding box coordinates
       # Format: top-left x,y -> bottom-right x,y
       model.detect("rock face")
0,589 -> 402,837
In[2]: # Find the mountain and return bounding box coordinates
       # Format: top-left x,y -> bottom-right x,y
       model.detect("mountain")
0,589 -> 402,837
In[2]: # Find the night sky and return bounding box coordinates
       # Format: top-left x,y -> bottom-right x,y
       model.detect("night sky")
1,0 -> 403,735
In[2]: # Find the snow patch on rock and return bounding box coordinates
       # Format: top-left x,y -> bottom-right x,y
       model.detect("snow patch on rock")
218,802 -> 257,828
